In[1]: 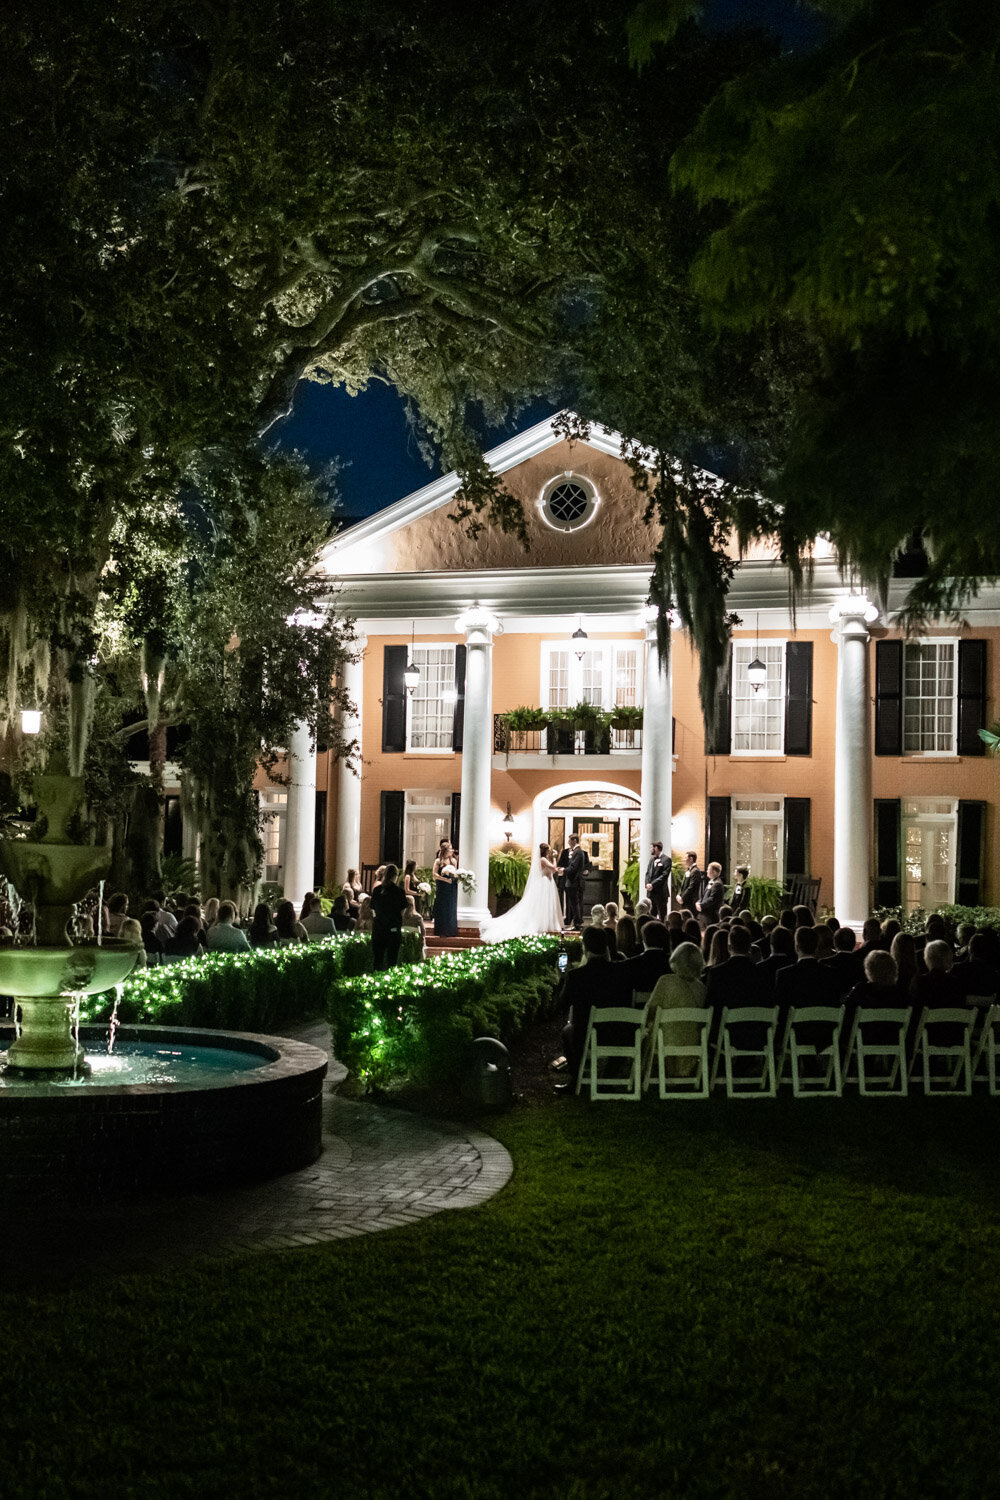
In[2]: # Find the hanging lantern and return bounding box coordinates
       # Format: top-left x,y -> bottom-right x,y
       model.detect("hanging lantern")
503,802 -> 515,842
403,619 -> 420,694
572,622 -> 588,661
746,655 -> 768,693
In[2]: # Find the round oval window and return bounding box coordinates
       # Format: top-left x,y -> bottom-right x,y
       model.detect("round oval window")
541,476 -> 598,531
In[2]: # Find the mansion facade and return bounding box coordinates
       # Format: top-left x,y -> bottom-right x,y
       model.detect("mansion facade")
267,415 -> 998,930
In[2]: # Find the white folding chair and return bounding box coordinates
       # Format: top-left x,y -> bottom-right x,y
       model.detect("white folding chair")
846,1007 -> 912,1096
643,1006 -> 713,1099
575,1005 -> 648,1100
779,1006 -> 845,1097
971,1008 -> 1000,1092
711,1007 -> 778,1098
909,1006 -> 976,1095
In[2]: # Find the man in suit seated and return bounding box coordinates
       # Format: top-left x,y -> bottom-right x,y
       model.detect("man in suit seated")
707,923 -> 769,1051
824,926 -> 863,998
774,924 -> 842,1049
557,926 -> 627,1089
619,919 -> 672,1002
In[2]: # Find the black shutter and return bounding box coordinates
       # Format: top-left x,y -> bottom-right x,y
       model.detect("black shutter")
783,798 -> 810,880
874,799 -> 901,908
452,644 -> 467,752
314,790 -> 327,888
705,646 -> 732,755
379,790 -> 404,865
874,640 -> 903,756
671,716 -> 676,753
957,640 -> 987,756
381,645 -> 408,753
784,641 -> 813,756
956,801 -> 986,907
706,797 -> 730,878
450,792 -> 462,853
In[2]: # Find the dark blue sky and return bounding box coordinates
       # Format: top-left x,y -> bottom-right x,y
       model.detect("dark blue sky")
271,0 -> 826,521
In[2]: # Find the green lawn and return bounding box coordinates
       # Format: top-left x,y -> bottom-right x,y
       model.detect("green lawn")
5,1094 -> 1000,1498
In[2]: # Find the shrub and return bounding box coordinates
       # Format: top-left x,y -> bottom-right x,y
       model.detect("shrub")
331,937 -> 564,1087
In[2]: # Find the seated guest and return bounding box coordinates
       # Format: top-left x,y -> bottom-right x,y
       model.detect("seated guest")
745,919 -> 765,957
184,903 -> 208,947
206,901 -> 250,952
705,927 -> 730,969
647,942 -> 707,1077
753,914 -> 778,964
139,910 -> 164,964
792,904 -> 815,929
106,892 -> 129,938
705,923 -> 764,1013
881,917 -> 901,947
825,926 -> 863,997
298,891 -> 315,923
331,893 -> 355,932
165,915 -> 202,959
604,902 -> 620,934
757,924 -> 796,995
957,932 -> 1000,1003
954,922 -> 976,963
700,924 -> 719,960
855,917 -> 885,966
584,904 -> 607,928
302,895 -> 336,937
203,897 -> 220,931
826,916 -> 841,934
401,895 -> 426,957
119,916 -> 147,969
619,919 -> 672,1000
274,900 -> 308,945
556,926 -> 620,1090
248,903 -> 277,948
890,932 -> 918,1002
814,925 -> 835,961
910,939 -> 966,1044
778,908 -> 797,932
615,915 -> 639,959
356,894 -> 373,934
774,925 -> 841,1038
924,913 -> 948,943
844,949 -> 900,1043
683,917 -> 703,948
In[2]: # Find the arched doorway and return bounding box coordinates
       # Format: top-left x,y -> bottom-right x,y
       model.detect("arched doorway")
532,782 -> 641,910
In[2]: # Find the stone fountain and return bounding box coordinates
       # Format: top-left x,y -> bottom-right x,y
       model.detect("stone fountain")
0,771 -> 137,1072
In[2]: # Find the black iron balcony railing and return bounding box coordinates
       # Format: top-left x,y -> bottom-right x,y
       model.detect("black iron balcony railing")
493,715 -> 643,756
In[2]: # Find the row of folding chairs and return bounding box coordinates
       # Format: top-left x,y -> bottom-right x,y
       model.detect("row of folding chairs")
574,999 -> 1000,1101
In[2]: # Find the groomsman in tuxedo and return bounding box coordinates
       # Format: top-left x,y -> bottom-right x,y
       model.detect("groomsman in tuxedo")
644,841 -> 671,921
678,852 -> 704,917
557,835 -> 586,930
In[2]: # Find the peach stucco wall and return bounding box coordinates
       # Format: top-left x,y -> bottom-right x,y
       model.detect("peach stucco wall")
384,440 -> 660,573
318,622 -> 1000,911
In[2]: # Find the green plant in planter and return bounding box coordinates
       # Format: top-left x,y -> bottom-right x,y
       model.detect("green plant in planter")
620,855 -> 640,907
610,705 -> 644,730
735,876 -> 784,919
501,706 -> 549,732
489,845 -> 531,899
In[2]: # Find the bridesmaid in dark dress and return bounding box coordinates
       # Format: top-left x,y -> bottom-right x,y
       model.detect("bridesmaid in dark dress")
432,840 -> 459,938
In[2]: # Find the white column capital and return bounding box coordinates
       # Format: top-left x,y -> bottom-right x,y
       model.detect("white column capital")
829,594 -> 879,642
455,606 -> 501,643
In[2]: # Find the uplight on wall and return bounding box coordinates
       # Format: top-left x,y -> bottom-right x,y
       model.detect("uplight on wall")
20,709 -> 42,735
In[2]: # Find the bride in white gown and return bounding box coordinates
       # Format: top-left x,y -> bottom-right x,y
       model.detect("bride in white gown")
484,842 -> 564,943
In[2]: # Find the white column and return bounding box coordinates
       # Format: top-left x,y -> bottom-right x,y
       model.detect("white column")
455,606 -> 500,931
640,611 -> 674,867
830,595 -> 879,929
282,719 -> 317,908
332,635 -> 366,885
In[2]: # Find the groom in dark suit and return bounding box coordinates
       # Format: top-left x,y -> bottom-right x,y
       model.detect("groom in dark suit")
557,835 -> 586,930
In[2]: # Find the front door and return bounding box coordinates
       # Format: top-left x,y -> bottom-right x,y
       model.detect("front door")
902,800 -> 957,913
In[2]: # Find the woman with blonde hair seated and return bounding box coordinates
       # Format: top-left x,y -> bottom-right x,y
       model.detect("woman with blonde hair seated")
646,942 -> 707,1077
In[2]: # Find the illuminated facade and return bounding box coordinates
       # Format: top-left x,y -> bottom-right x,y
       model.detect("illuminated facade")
272,414 -> 998,929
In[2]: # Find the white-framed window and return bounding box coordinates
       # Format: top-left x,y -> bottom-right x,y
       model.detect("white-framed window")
260,789 -> 287,884
404,789 -> 452,869
731,797 -> 783,883
538,473 -> 600,533
902,796 -> 957,910
732,641 -> 785,754
541,640 -> 640,712
407,644 -> 457,752
903,640 -> 957,754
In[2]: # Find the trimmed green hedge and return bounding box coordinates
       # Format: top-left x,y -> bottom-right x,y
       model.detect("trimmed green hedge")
331,937 -> 564,1086
80,931 -> 423,1032
78,931 -> 567,1088
873,904 -> 1000,939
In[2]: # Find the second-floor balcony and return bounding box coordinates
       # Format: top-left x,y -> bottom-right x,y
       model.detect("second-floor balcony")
493,709 -> 652,767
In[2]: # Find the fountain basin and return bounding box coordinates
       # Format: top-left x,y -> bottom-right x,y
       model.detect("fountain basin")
0,1024 -> 328,1203
0,944 -> 139,997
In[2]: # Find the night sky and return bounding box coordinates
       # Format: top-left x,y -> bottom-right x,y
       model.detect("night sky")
271,0 -> 826,524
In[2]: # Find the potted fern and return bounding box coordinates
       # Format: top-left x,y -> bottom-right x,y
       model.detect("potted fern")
488,845 -> 531,915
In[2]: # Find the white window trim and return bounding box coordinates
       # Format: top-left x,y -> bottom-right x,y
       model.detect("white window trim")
540,638 -> 642,712
537,472 -> 601,534
730,795 -> 785,883
730,639 -> 787,757
405,642 -> 457,755
901,636 -> 959,758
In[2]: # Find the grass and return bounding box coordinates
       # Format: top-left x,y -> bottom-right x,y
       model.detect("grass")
5,1093 -> 1000,1497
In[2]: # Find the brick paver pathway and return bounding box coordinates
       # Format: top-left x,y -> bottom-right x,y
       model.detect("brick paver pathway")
1,1022 -> 512,1283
